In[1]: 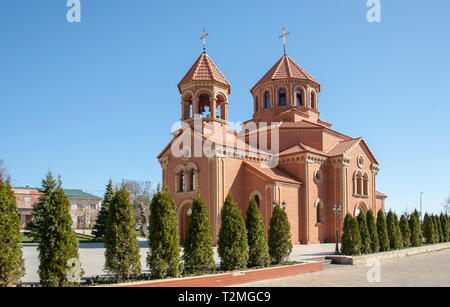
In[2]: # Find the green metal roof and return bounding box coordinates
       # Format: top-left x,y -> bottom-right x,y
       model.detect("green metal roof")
63,189 -> 102,199
13,187 -> 102,200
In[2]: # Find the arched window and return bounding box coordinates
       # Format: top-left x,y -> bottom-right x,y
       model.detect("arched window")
177,171 -> 185,193
316,200 -> 324,224
296,89 -> 303,106
311,91 -> 317,109
278,89 -> 287,106
355,172 -> 362,196
363,173 -> 369,196
189,169 -> 196,192
264,92 -> 270,108
198,94 -> 211,118
254,194 -> 260,206
255,96 -> 259,112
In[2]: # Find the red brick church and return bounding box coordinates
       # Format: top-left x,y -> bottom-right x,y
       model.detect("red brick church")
158,39 -> 386,245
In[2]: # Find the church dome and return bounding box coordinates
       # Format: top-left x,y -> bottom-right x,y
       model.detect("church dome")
251,55 -> 320,115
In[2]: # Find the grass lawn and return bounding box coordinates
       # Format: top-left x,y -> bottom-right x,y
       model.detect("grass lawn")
21,232 -> 101,244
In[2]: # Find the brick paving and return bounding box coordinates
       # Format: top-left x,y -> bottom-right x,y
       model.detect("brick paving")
237,249 -> 450,287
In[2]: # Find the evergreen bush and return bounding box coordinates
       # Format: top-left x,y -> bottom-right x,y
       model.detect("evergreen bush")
147,187 -> 182,279
399,214 -> 411,248
92,180 -> 114,240
0,178 -> 25,286
183,194 -> 215,274
246,197 -> 270,268
357,213 -> 372,254
366,210 -> 380,253
377,210 -> 390,252
341,214 -> 361,256
268,203 -> 293,264
104,186 -> 141,280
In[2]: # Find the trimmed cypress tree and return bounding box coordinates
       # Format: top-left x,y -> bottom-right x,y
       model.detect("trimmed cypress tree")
246,198 -> 270,268
26,172 -> 57,242
357,213 -> 372,254
409,212 -> 422,247
341,214 -> 361,256
387,211 -> 402,250
366,210 -> 380,253
0,178 -> 25,286
218,194 -> 249,270
92,180 -> 114,240
440,213 -> 449,242
147,187 -> 182,279
423,213 -> 437,244
435,215 -> 444,243
38,185 -> 80,287
183,194 -> 215,274
399,215 -> 411,248
377,210 -> 390,252
268,203 -> 293,264
104,186 -> 141,280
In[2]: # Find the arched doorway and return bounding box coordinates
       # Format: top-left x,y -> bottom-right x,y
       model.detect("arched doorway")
178,201 -> 192,243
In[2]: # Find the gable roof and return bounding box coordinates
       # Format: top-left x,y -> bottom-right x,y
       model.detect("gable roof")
327,138 -> 379,164
244,161 -> 301,185
252,55 -> 319,90
178,52 -> 230,92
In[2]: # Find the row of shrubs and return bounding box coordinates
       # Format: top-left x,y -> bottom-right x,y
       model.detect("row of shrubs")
341,209 -> 450,256
144,188 -> 294,280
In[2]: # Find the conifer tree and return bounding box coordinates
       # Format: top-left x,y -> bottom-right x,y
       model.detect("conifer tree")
38,183 -> 80,287
268,203 -> 293,264
104,186 -> 141,280
434,215 -> 444,243
341,214 -> 361,256
246,197 -> 270,268
399,214 -> 411,248
26,172 -> 57,242
366,210 -> 380,253
183,194 -> 215,274
423,213 -> 437,244
0,178 -> 25,286
377,210 -> 390,252
357,213 -> 372,254
409,211 -> 422,247
440,213 -> 449,242
218,194 -> 249,270
387,211 -> 401,250
147,187 -> 181,279
92,180 -> 114,240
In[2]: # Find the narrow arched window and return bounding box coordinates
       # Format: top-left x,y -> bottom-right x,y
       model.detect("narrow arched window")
317,202 -> 323,224
363,174 -> 369,196
255,96 -> 259,112
178,171 -> 185,192
264,92 -> 270,108
311,91 -> 317,109
356,172 -> 362,196
278,89 -> 287,106
189,169 -> 196,191
296,89 -> 303,106
254,194 -> 260,206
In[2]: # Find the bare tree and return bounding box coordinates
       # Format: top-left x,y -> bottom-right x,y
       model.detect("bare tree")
443,196 -> 450,215
0,159 -> 9,182
121,180 -> 154,237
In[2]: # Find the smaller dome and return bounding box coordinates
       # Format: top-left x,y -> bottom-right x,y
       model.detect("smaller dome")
252,55 -> 320,92
178,52 -> 230,93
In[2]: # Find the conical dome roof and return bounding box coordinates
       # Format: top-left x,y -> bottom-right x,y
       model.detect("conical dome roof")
178,52 -> 230,92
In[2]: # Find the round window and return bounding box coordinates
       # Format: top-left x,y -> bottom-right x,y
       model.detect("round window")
314,169 -> 324,184
357,156 -> 365,169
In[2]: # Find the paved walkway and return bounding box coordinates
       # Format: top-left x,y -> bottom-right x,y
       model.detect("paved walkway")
237,249 -> 450,287
21,243 -> 337,283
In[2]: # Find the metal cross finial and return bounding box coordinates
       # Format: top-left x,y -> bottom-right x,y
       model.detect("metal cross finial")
278,27 -> 290,55
200,29 -> 209,53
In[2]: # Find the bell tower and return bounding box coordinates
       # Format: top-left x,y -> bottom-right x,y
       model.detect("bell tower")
178,51 -> 231,123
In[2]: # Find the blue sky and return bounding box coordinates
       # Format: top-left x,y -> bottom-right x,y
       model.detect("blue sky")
1,1 -> 449,214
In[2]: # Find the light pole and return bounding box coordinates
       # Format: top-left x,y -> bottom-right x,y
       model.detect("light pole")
333,204 -> 342,255
420,192 -> 424,223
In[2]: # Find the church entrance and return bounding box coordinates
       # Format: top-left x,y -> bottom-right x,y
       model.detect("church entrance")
179,201 -> 192,244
